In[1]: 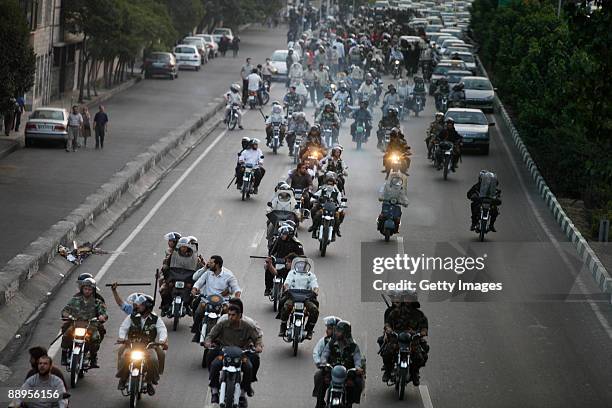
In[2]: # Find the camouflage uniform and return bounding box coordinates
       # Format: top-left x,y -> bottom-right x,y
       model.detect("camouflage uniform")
61,294 -> 107,354
425,120 -> 444,157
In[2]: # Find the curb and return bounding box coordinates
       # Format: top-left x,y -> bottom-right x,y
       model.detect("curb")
0,140 -> 19,160
0,95 -> 226,354
475,55 -> 612,301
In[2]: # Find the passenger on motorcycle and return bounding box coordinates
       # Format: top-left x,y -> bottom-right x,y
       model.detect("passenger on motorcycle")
312,316 -> 341,366
190,255 -> 241,343
278,257 -> 320,339
357,74 -> 376,105
434,118 -> 463,171
410,76 -> 427,109
350,100 -> 373,141
159,237 -> 199,310
299,125 -> 327,161
377,107 -> 400,149
449,82 -> 466,108
333,82 -> 352,115
315,103 -> 341,143
320,145 -> 348,193
224,83 -> 243,130
426,112 -> 445,159
237,138 -> 266,194
283,85 -> 303,114
265,104 -> 287,147
382,84 -> 402,117
287,112 -> 310,157
116,294 -> 167,393
434,77 -> 450,111
315,89 -> 336,117
468,170 -> 501,232
266,228 -> 304,296
309,172 -> 345,239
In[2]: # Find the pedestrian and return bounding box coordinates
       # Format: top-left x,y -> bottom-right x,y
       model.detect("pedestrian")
232,36 -> 241,58
67,105 -> 83,152
26,346 -> 66,387
81,106 -> 91,148
219,35 -> 228,57
3,98 -> 17,136
14,95 -> 25,132
240,57 -> 254,105
93,105 -> 109,149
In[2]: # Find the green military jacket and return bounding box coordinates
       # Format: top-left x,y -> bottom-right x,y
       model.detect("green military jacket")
62,294 -> 107,321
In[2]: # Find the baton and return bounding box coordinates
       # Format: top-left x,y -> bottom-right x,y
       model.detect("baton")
249,255 -> 269,259
153,269 -> 159,305
258,109 -> 267,121
381,293 -> 391,308
226,175 -> 237,189
104,283 -> 151,287
49,325 -> 70,347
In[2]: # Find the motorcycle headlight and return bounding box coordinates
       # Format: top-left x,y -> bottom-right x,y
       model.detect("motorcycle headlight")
131,350 -> 144,361
74,327 -> 87,337
391,153 -> 400,163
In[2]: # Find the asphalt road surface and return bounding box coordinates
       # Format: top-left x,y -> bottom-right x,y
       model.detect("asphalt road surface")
3,41 -> 612,408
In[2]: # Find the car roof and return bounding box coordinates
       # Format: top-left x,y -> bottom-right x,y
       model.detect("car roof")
33,107 -> 66,112
464,76 -> 490,81
272,49 -> 288,54
447,70 -> 472,74
446,108 -> 485,114
455,51 -> 474,56
175,44 -> 198,50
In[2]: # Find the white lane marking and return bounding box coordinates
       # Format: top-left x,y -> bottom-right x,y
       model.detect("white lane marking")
48,128 -> 229,360
495,121 -> 612,339
397,235 -> 405,255
250,229 -> 265,248
419,385 -> 434,408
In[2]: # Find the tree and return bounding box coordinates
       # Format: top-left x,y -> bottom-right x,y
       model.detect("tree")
0,0 -> 36,112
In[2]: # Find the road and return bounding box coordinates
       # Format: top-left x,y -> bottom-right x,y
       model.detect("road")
2,40 -> 612,408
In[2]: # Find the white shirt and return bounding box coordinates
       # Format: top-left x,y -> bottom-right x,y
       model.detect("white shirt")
68,112 -> 83,127
226,91 -> 242,106
313,336 -> 329,365
193,267 -> 241,298
239,148 -> 264,167
118,313 -> 168,342
284,269 -> 318,290
247,73 -> 262,91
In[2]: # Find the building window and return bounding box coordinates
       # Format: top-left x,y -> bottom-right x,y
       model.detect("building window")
19,0 -> 40,31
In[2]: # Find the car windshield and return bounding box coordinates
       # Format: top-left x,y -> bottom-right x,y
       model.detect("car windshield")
463,78 -> 493,91
271,51 -> 286,62
447,111 -> 488,125
213,29 -> 230,35
433,65 -> 450,75
150,53 -> 170,62
183,39 -> 201,45
447,72 -> 471,82
30,110 -> 64,120
175,47 -> 195,54
200,35 -> 212,42
458,54 -> 475,63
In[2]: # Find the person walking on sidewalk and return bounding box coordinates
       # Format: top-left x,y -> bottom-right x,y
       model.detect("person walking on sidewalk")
67,105 -> 83,152
3,98 -> 17,136
93,105 -> 109,149
240,57 -> 254,106
81,106 -> 91,148
14,96 -> 25,132
232,36 -> 241,58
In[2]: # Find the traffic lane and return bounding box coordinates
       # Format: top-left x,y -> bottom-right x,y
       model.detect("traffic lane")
0,25 -> 286,266
398,95 -> 612,406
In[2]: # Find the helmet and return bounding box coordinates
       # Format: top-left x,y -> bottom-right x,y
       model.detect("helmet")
435,112 -> 444,119
439,77 -> 448,83
79,277 -> 96,289
388,107 -> 399,117
390,175 -> 403,187
186,236 -> 199,248
77,273 -> 93,282
325,171 -> 337,183
282,220 -> 297,230
479,169 -> 493,181
335,320 -> 352,338
359,99 -> 369,107
272,100 -> 281,106
390,127 -> 401,138
272,105 -> 282,115
445,117 -> 455,124
275,181 -> 290,191
278,224 -> 295,237
292,257 -> 312,274
133,294 -> 155,311
126,292 -> 143,304
230,83 -> 241,93
323,316 -> 341,327
365,73 -> 373,81
164,232 -> 182,241
387,84 -> 395,90
310,125 -> 321,136
331,145 -> 343,155
250,138 -> 260,146
176,237 -> 194,256
277,190 -> 292,203
324,102 -> 333,110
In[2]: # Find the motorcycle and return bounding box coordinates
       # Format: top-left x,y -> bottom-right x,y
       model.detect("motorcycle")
434,141 -> 455,180
198,294 -> 225,367
411,93 -> 424,117
320,364 -> 359,408
385,331 -> 422,400
248,91 -> 258,109
321,123 -> 335,150
392,60 -> 401,79
282,289 -> 317,356
121,341 -> 162,407
315,196 -> 347,257
379,127 -> 392,152
62,316 -> 98,388
293,188 -> 311,221
353,121 -> 367,150
301,145 -> 324,178
475,197 -> 495,242
439,94 -> 449,113
270,121 -> 282,155
378,200 -> 402,242
241,163 -> 256,201
218,347 -> 254,408
162,267 -> 194,330
227,103 -> 240,131
267,256 -> 287,312
422,62 -> 432,82
259,84 -> 270,106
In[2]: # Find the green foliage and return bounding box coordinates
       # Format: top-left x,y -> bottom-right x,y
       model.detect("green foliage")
0,0 -> 36,112
470,0 -> 612,226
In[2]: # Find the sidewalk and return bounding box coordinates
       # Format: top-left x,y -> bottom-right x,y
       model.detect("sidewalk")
0,25 -> 285,268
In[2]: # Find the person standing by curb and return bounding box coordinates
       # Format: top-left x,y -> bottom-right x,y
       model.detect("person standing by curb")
232,36 -> 241,58
81,106 -> 91,148
14,96 -> 25,132
67,105 -> 83,152
93,105 -> 109,149
240,57 -> 253,106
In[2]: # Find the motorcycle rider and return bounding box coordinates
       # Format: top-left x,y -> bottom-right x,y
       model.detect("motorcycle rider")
247,68 -> 263,106
332,82 -> 352,117
204,304 -> 263,405
286,112 -> 310,156
382,84 -> 402,117
116,294 -> 168,393
315,89 -> 336,117
283,85 -> 303,115
320,145 -> 348,193
265,104 -> 287,147
314,63 -> 331,103
349,64 -> 364,91
299,125 -> 327,160
425,112 -> 445,159
278,257 -> 320,339
190,255 -> 242,343
397,78 -> 410,114
224,83 -> 244,130
303,64 -> 317,106
379,290 -> 428,385
61,278 -> 108,368
265,228 -> 304,296
159,237 -> 198,311
162,232 -> 182,260
350,100 -> 373,142
434,77 -> 450,111
288,61 -> 304,88
389,46 -> 404,73
309,172 -> 345,240
410,76 -> 427,110
435,118 -> 463,171
378,172 -> 409,233
449,82 -> 466,108
383,128 -> 411,175
315,102 -> 341,144
357,74 -> 376,106
467,170 -> 502,232
237,138 -> 265,194
377,107 -> 400,149
315,321 -> 364,408
312,316 -> 341,366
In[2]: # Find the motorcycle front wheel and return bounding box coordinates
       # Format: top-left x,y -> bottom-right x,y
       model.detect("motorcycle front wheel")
129,376 -> 141,408
228,114 -> 237,130
70,354 -> 80,388
479,219 -> 487,242
398,369 -> 407,400
223,376 -> 237,408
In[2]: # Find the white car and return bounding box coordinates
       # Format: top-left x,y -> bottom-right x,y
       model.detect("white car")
24,107 -> 68,147
212,27 -> 234,43
445,108 -> 494,154
181,37 -> 207,64
195,34 -> 219,58
173,45 -> 201,71
453,51 -> 477,74
462,76 -> 496,112
269,49 -> 289,80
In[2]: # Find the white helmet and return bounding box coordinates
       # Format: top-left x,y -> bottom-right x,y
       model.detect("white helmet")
230,83 -> 241,93
292,257 -> 313,274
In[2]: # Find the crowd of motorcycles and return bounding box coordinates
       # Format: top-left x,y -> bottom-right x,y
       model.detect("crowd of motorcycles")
18,3 -> 509,408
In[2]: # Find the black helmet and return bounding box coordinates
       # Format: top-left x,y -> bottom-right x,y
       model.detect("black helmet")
323,315 -> 341,327
310,125 -> 321,136
390,127 -> 401,138
335,320 -> 352,339
387,107 -> 398,117
359,99 -> 369,107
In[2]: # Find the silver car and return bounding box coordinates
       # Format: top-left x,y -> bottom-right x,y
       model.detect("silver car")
462,76 -> 496,112
24,107 -> 68,147
445,108 -> 494,154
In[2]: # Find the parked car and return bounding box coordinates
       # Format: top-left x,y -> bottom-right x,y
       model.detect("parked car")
173,45 -> 201,71
181,37 -> 208,64
24,107 -> 68,147
446,69 -> 473,87
445,108 -> 494,154
195,34 -> 219,58
269,49 -> 289,80
212,27 -> 234,43
462,76 -> 496,112
144,52 -> 178,79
